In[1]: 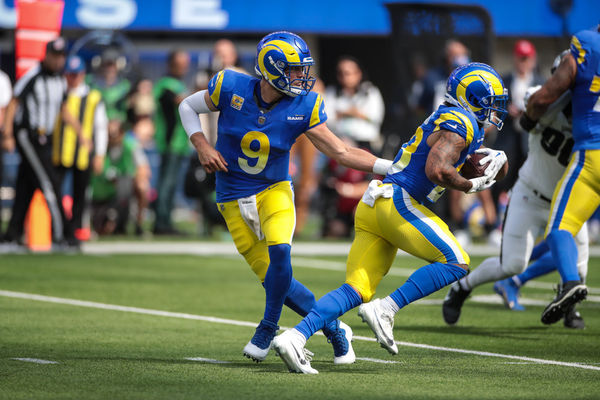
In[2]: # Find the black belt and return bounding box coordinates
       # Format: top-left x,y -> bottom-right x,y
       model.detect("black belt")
533,189 -> 552,203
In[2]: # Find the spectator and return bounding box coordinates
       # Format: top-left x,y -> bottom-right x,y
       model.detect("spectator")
52,55 -> 108,241
152,49 -> 190,235
415,39 -> 470,115
319,56 -> 383,237
493,39 -> 544,199
88,49 -> 131,123
127,78 -> 155,123
0,67 -> 12,229
1,38 -> 78,247
324,56 -> 385,150
90,119 -> 150,235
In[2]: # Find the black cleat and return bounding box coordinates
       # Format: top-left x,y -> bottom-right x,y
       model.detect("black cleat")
541,281 -> 587,325
563,305 -> 585,329
442,282 -> 471,325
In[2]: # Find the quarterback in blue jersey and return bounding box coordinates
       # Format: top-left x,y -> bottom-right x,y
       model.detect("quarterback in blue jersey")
272,62 -> 509,374
522,27 -> 600,324
178,31 -> 393,364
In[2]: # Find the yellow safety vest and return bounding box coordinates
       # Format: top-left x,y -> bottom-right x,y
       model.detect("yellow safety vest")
53,88 -> 102,171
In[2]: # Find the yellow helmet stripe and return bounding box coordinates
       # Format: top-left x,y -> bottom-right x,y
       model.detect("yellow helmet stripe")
257,39 -> 302,81
462,70 -> 504,96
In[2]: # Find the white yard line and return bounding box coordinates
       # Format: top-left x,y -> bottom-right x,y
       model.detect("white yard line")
356,357 -> 402,364
185,357 -> 231,364
1,289 -> 599,371
11,358 -> 58,364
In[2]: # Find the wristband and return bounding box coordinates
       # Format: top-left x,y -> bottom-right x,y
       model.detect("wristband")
373,158 -> 393,175
519,113 -> 538,132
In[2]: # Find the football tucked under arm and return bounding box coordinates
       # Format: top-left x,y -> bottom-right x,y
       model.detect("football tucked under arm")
460,152 -> 508,181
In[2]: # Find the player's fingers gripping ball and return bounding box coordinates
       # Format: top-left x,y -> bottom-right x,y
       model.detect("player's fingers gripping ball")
461,151 -> 508,181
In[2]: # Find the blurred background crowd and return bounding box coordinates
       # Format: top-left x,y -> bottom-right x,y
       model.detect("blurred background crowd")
0,0 -> 598,249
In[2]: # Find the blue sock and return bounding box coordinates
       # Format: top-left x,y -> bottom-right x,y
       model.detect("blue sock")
295,284 -> 362,340
284,278 -> 340,336
263,244 -> 293,325
389,262 -> 467,309
547,230 -> 580,283
516,250 -> 556,285
284,278 -> 316,316
529,241 -> 549,262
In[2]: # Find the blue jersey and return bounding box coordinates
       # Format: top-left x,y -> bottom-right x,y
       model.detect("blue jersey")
208,70 -> 327,202
383,105 -> 485,203
570,29 -> 600,150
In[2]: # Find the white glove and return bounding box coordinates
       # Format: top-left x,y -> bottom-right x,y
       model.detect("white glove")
467,176 -> 496,193
475,148 -> 507,179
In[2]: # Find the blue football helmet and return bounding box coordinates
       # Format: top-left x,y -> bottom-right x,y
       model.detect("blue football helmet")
445,62 -> 508,130
255,31 -> 316,97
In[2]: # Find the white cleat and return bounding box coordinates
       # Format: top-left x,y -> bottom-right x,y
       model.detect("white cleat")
331,321 -> 355,365
243,341 -> 271,362
358,299 -> 398,355
273,329 -> 318,374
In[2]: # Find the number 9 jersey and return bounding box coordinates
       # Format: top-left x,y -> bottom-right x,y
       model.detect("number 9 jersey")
208,69 -> 327,202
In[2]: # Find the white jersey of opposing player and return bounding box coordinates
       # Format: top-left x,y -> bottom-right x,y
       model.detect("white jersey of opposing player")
518,89 -> 573,200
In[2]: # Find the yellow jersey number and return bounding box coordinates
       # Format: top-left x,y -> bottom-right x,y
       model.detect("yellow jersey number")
238,131 -> 270,174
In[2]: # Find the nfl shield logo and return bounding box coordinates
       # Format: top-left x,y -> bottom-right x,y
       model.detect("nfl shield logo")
258,115 -> 266,124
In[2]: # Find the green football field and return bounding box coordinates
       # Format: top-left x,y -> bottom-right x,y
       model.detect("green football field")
1,252 -> 599,399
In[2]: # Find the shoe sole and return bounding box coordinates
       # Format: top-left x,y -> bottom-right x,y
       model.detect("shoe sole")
541,286 -> 588,325
243,352 -> 265,363
358,307 -> 397,355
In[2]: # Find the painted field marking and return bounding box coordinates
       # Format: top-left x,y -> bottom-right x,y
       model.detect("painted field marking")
12,358 -> 58,364
356,357 -> 402,364
185,357 -> 231,364
1,289 -> 599,371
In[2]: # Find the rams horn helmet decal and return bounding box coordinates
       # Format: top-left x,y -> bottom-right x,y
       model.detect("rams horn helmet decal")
445,62 -> 508,130
255,31 -> 316,97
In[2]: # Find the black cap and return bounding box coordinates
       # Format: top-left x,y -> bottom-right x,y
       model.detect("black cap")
45,37 -> 67,55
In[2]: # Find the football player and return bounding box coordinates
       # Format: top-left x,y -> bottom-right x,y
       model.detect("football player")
520,27 -> 600,324
442,51 -> 589,329
272,62 -> 508,374
178,31 -> 394,364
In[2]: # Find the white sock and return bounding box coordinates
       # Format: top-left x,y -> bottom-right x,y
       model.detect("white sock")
381,296 -> 400,314
463,256 -> 505,290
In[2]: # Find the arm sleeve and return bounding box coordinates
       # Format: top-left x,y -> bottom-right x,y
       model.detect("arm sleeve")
94,101 -> 109,157
178,90 -> 212,138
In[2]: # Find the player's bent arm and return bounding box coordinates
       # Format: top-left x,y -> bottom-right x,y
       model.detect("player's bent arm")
179,90 -> 227,173
425,130 -> 473,193
305,122 -> 392,175
524,53 -> 576,124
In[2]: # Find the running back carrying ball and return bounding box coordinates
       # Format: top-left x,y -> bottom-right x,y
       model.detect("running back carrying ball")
461,152 -> 508,181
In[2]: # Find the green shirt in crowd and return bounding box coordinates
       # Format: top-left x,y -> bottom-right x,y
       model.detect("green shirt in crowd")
153,76 -> 190,155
